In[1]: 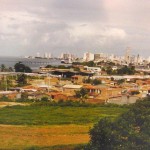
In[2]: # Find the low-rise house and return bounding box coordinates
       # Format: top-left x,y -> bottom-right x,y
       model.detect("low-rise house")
21,85 -> 38,92
47,92 -> 68,101
140,86 -> 150,97
71,75 -> 84,84
84,85 -> 108,99
27,92 -> 50,100
108,94 -> 140,105
63,84 -> 83,95
84,66 -> 102,75
44,77 -> 59,86
136,79 -> 147,86
0,91 -> 20,100
40,67 -> 52,73
30,79 -> 45,86
107,87 -> 122,97
83,85 -> 123,102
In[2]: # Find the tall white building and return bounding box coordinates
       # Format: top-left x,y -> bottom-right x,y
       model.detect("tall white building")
48,53 -> 51,58
83,52 -> 94,61
36,52 -> 40,57
125,47 -> 131,64
44,52 -> 48,58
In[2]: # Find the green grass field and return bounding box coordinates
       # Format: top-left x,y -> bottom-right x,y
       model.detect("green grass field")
0,104 -> 128,149
0,105 -> 128,125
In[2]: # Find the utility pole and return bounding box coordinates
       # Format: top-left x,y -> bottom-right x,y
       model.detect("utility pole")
47,73 -> 50,93
4,75 -> 7,91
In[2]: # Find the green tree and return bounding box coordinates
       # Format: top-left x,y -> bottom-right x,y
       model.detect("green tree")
0,75 -> 13,90
106,66 -> 113,75
73,67 -> 80,72
83,61 -> 95,67
45,65 -> 52,68
83,77 -> 92,84
75,88 -> 88,102
86,97 -> 150,150
41,97 -> 49,102
14,62 -> 32,73
117,66 -> 135,75
0,64 -> 6,72
92,79 -> 102,85
117,79 -> 125,85
87,61 -> 95,67
83,78 -> 101,85
21,92 -> 28,99
17,74 -> 27,86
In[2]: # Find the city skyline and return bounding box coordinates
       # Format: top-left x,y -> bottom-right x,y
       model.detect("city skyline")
0,0 -> 150,57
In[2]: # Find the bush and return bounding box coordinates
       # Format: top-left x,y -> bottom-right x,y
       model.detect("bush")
83,78 -> 101,85
0,96 -> 12,102
41,97 -> 49,102
130,91 -> 140,95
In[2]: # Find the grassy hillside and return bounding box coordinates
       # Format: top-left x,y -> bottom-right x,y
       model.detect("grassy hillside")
0,105 -> 128,125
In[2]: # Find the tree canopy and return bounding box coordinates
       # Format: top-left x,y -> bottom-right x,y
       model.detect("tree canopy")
17,74 -> 28,86
85,97 -> 150,150
106,66 -> 136,75
14,62 -> 32,73
75,88 -> 88,102
83,78 -> 102,85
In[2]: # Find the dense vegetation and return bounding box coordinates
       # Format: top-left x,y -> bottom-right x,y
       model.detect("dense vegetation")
85,97 -> 150,150
17,74 -> 28,86
72,61 -> 96,67
106,65 -> 136,75
14,62 -> 32,73
83,78 -> 102,85
0,104 -> 127,125
0,64 -> 13,72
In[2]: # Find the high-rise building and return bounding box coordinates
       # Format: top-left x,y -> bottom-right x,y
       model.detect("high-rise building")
83,52 -> 94,61
60,53 -> 75,60
48,53 -> 51,58
125,47 -> 131,64
44,52 -> 48,58
94,54 -> 101,61
37,52 -> 40,57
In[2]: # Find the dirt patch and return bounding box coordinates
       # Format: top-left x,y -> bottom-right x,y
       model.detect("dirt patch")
0,102 -> 27,108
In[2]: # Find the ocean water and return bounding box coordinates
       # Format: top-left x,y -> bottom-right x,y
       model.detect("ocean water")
0,56 -> 62,69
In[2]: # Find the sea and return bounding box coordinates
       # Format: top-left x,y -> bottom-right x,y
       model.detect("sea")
0,56 -> 63,70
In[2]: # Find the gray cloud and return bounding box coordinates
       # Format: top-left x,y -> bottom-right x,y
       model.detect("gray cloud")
0,0 -> 150,57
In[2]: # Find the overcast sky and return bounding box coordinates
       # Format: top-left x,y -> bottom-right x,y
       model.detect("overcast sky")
0,0 -> 150,57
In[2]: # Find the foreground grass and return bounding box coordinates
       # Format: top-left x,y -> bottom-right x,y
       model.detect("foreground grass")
25,144 -> 86,150
0,124 -> 89,150
0,105 -> 128,125
0,105 -> 128,149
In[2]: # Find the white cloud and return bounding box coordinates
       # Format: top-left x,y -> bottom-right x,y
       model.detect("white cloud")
0,0 -> 150,56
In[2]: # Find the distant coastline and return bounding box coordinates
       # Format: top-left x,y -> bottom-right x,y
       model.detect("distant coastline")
0,56 -> 62,69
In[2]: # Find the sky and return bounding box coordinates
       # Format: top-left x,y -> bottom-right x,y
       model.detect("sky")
0,0 -> 150,57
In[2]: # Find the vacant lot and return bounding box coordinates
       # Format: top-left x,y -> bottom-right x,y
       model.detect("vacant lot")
0,105 -> 127,125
